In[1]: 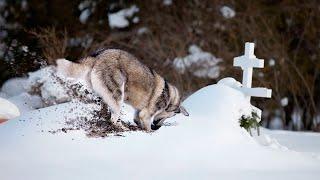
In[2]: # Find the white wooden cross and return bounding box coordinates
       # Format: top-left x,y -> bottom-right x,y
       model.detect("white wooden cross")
233,42 -> 272,118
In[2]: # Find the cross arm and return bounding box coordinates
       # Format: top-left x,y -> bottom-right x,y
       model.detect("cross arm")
233,56 -> 264,69
240,87 -> 272,98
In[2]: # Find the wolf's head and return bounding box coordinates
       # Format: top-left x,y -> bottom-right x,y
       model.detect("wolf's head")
151,83 -> 189,130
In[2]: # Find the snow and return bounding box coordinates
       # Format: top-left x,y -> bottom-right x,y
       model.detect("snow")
0,92 -> 6,98
0,0 -> 6,10
1,68 -> 320,179
269,58 -> 276,66
78,0 -> 91,11
173,44 -> 221,79
291,107 -> 303,130
137,27 -> 149,35
258,72 -> 264,77
108,5 -> 139,29
68,35 -> 93,48
79,8 -> 91,24
220,6 -> 235,19
269,116 -> 284,130
281,97 -> 289,107
314,115 -> 320,126
21,45 -> 28,52
132,16 -> 139,24
0,97 -> 20,120
263,129 -> 320,161
78,0 -> 96,24
21,0 -> 28,10
163,0 -> 172,6
217,77 -> 242,89
1,77 -> 28,97
26,66 -> 71,104
8,93 -> 43,113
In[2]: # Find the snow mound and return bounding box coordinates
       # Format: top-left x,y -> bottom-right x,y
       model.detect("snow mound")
217,77 -> 242,89
8,93 -> 43,113
173,44 -> 222,79
0,67 -> 73,113
0,92 -> 6,98
0,67 -> 138,136
25,66 -> 70,104
108,5 -> 139,29
1,77 -> 28,97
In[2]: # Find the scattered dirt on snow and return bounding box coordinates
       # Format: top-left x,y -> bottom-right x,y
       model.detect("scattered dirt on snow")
28,67 -> 143,137
49,102 -> 142,138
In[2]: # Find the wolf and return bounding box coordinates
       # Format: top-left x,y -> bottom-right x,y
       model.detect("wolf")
56,49 -> 189,131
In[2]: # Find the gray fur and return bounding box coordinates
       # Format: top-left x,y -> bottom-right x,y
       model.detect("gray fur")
56,49 -> 188,131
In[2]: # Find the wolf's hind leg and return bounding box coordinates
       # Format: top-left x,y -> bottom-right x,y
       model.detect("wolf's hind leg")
91,71 -> 123,126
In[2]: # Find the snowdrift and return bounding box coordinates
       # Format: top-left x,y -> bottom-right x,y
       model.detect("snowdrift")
0,68 -> 320,179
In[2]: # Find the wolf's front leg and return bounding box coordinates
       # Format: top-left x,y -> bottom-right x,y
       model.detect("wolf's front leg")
91,70 -> 126,129
137,109 -> 153,131
107,101 -> 129,130
134,110 -> 141,127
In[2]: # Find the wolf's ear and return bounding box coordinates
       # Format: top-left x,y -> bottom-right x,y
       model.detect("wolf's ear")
179,106 -> 189,116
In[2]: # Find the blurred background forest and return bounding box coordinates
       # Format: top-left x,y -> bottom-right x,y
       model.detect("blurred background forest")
0,0 -> 319,131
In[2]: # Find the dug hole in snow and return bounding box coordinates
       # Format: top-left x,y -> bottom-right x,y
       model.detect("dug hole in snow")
0,67 -> 320,179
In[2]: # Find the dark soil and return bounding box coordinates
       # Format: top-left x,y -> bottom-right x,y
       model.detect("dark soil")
46,73 -> 143,138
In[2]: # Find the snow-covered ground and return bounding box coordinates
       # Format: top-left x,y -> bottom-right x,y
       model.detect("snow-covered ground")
0,68 -> 320,180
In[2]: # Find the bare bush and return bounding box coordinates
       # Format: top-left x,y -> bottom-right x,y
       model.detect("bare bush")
29,28 -> 68,64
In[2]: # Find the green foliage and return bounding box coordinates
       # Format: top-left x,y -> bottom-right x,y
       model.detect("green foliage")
239,111 -> 261,136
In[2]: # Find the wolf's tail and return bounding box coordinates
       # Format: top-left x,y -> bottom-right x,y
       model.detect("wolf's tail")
56,59 -> 88,80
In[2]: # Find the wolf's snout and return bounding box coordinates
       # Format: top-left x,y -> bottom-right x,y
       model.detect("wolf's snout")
151,123 -> 162,130
151,118 -> 163,130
